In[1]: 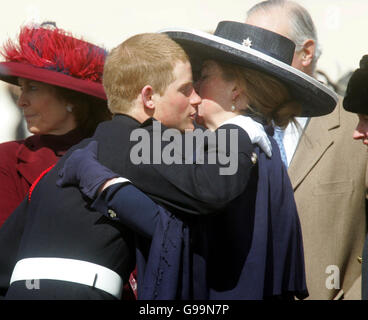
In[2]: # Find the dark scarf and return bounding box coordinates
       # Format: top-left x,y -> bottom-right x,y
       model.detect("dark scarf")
37,127 -> 86,157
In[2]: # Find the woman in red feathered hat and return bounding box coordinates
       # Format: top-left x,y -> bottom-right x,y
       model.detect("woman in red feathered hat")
0,22 -> 111,227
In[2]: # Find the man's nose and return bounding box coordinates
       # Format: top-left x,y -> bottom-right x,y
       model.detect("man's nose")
190,89 -> 201,106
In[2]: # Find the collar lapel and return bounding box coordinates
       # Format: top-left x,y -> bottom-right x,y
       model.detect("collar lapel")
16,141 -> 57,185
288,99 -> 341,190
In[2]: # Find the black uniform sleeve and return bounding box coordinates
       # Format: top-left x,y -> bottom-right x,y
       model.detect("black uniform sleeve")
91,183 -> 161,239
0,197 -> 29,296
95,117 -> 259,216
145,124 -> 256,214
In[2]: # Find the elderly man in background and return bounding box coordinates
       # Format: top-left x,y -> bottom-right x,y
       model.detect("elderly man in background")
246,0 -> 368,299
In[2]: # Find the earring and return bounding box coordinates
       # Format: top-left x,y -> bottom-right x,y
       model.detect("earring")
231,105 -> 236,112
66,105 -> 73,113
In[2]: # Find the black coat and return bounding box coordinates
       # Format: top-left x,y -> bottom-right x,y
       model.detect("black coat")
0,114 -> 255,299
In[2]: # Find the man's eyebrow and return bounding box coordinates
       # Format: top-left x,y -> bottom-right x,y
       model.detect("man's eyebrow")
180,81 -> 194,88
178,82 -> 195,95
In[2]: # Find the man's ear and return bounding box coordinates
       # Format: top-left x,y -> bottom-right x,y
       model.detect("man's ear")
141,85 -> 155,110
300,39 -> 315,67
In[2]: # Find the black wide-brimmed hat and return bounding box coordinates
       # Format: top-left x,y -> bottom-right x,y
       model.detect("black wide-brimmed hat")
160,21 -> 337,117
343,55 -> 368,115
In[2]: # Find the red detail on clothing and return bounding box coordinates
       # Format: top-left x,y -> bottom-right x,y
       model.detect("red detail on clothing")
121,268 -> 137,300
129,268 -> 138,299
28,164 -> 55,202
0,135 -> 71,227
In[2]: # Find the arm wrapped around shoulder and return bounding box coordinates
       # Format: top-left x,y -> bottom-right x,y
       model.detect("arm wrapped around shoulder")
56,141 -> 120,199
91,182 -> 161,238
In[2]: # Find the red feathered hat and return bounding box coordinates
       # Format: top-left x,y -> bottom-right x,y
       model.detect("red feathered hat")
0,22 -> 107,100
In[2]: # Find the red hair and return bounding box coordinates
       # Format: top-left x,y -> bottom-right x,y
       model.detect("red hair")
1,24 -> 106,83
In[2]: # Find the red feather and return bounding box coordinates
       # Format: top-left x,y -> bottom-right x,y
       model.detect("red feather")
1,25 -> 106,83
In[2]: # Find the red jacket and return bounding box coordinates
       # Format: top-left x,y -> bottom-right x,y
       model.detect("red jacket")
0,131 -> 83,227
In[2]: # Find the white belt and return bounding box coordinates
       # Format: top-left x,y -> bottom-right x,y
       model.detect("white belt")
10,258 -> 123,299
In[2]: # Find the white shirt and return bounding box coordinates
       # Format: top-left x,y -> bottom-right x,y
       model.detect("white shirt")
283,117 -> 309,166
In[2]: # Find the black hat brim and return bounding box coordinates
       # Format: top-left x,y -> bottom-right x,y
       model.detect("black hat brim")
161,28 -> 337,117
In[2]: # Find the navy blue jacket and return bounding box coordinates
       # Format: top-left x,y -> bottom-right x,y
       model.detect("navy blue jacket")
92,136 -> 308,300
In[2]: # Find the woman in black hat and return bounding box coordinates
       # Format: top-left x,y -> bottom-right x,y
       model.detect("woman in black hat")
57,21 -> 337,299
0,23 -> 111,227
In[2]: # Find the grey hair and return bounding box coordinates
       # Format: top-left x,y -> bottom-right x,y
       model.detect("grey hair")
246,0 -> 322,72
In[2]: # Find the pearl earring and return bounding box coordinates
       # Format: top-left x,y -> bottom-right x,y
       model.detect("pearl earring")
66,105 -> 73,113
231,105 -> 236,112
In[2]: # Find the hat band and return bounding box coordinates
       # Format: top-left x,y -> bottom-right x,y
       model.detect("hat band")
214,21 -> 295,65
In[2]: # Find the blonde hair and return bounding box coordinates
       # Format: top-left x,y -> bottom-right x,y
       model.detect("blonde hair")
103,33 -> 189,114
218,62 -> 301,128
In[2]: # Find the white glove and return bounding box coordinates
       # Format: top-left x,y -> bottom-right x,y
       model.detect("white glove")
221,115 -> 272,157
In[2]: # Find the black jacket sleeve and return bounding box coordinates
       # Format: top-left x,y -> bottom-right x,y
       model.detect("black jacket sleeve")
143,124 -> 256,214
94,116 -> 258,216
0,198 -> 28,296
91,183 -> 161,239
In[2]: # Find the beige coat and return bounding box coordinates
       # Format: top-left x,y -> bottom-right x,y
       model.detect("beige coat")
288,99 -> 367,300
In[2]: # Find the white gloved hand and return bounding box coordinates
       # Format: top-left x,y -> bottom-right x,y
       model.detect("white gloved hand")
221,115 -> 272,157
